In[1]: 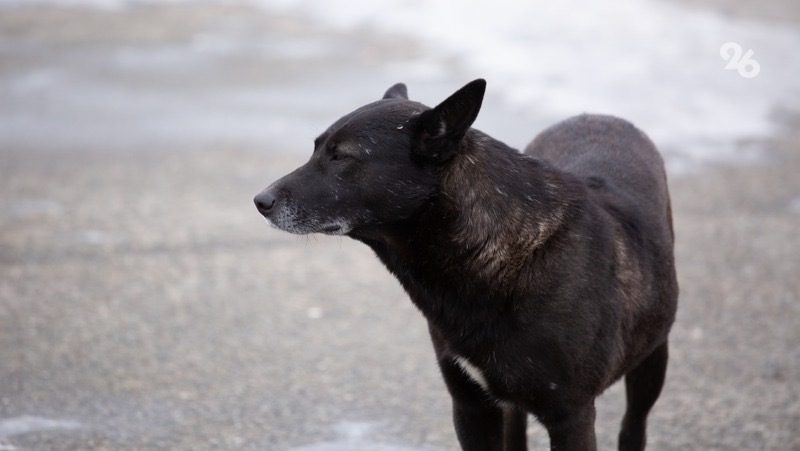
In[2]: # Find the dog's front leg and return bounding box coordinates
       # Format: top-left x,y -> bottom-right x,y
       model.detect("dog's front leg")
438,357 -> 505,451
428,325 -> 526,450
541,403 -> 597,451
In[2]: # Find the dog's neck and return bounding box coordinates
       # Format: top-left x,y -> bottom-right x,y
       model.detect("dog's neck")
353,131 -> 586,342
436,131 -> 583,282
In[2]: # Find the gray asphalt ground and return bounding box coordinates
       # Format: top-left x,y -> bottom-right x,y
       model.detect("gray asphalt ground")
1,3 -> 799,450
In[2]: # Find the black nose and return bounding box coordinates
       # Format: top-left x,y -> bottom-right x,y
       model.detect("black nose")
254,191 -> 276,216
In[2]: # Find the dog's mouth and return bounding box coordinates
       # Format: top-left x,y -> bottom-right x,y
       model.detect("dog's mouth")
319,219 -> 352,236
262,201 -> 351,236
267,219 -> 344,236
320,224 -> 343,234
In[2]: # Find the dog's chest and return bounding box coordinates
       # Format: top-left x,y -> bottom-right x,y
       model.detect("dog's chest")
453,355 -> 490,391
453,353 -> 561,403
452,356 -> 518,407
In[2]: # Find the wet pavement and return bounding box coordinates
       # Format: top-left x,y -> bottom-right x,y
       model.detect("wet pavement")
1,1 -> 799,450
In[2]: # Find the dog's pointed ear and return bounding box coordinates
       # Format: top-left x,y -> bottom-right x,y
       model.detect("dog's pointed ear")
382,83 -> 408,100
413,79 -> 486,162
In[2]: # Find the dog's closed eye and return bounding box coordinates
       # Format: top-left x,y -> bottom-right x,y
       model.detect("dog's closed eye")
327,143 -> 359,162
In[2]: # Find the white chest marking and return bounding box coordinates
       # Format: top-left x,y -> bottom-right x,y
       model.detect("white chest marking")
454,356 -> 489,391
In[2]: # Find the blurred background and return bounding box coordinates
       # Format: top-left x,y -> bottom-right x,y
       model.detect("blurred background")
0,0 -> 798,449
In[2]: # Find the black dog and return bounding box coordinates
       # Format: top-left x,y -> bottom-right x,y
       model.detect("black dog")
254,80 -> 678,450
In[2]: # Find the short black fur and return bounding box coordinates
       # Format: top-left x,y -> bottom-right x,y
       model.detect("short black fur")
255,79 -> 678,451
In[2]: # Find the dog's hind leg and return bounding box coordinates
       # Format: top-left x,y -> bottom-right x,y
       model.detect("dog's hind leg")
618,341 -> 669,451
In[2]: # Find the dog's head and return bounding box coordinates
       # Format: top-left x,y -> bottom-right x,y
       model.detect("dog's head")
254,79 -> 486,236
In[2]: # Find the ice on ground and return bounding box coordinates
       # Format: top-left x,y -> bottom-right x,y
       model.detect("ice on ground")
256,0 -> 800,166
0,416 -> 82,438
289,421 -> 438,451
1,0 -> 798,171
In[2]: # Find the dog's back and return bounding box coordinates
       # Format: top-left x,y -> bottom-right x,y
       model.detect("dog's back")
525,114 -> 673,243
